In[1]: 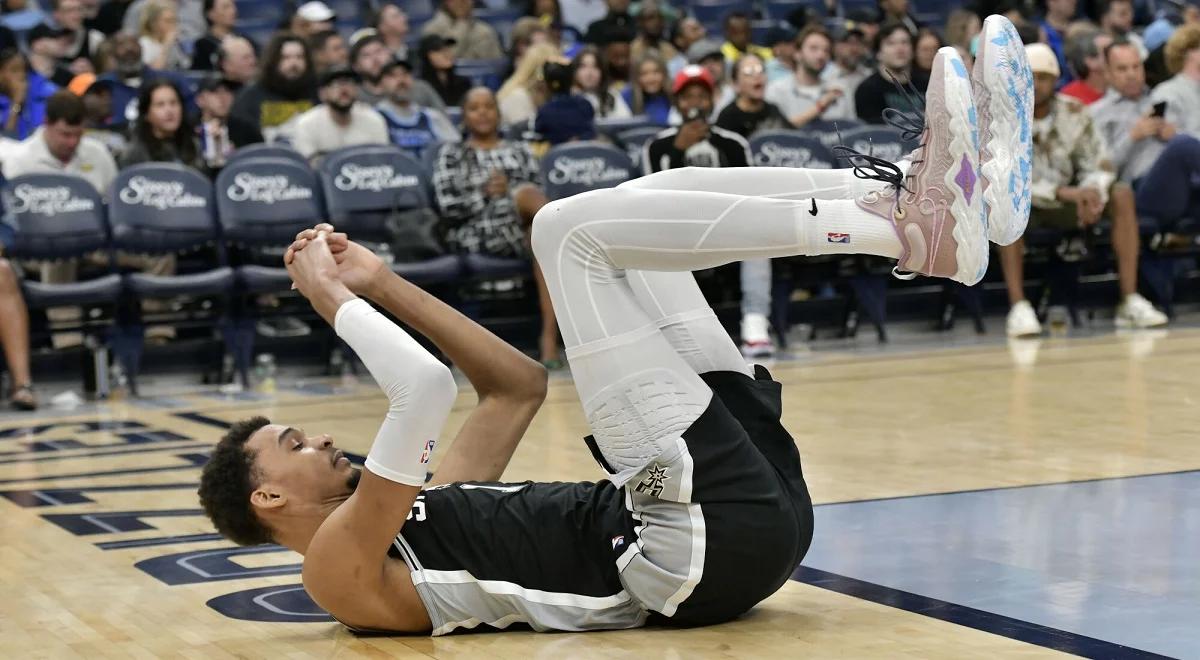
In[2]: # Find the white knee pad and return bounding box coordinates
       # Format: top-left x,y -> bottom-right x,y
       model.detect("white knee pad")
582,367 -> 710,487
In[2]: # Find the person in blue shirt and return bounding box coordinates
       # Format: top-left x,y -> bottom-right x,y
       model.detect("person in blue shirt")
374,54 -> 460,156
622,52 -> 670,124
0,48 -> 57,139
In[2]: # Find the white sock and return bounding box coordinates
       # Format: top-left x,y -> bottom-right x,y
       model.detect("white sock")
795,199 -> 903,259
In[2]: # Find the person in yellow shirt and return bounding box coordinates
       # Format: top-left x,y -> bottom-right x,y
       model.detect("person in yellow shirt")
719,12 -> 773,63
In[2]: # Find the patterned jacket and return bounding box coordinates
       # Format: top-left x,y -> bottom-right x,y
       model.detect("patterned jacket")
1031,94 -> 1117,209
431,141 -> 541,258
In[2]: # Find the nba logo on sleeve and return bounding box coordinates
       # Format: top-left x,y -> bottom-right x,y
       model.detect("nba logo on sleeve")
826,232 -> 851,243
419,439 -> 436,464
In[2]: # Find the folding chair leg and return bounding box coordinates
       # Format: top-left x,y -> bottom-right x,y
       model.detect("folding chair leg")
851,274 -> 888,342
221,316 -> 256,388
110,323 -> 144,398
771,276 -> 792,350
954,283 -> 987,334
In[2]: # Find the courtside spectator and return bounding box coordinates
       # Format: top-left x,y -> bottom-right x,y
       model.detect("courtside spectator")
534,59 -> 595,144
376,55 -> 459,156
497,42 -> 562,125
371,2 -> 410,60
585,0 -> 632,45
630,0 -> 675,64
507,17 -> 551,79
1100,0 -> 1147,59
1153,23 -> 1200,136
764,23 -> 797,83
91,0 -> 133,35
195,74 -> 261,171
914,28 -> 942,76
1,49 -> 57,139
999,44 -> 1166,337
217,35 -> 255,89
418,34 -> 470,108
823,21 -> 872,100
230,33 -> 317,143
686,38 -> 734,117
527,0 -> 562,27
666,15 -> 705,76
769,26 -> 854,127
718,53 -> 791,137
120,79 -> 201,168
1040,0 -> 1077,86
846,6 -> 882,47
0,24 -> 13,52
421,0 -> 503,60
643,65 -> 772,357
1095,39 -> 1200,242
138,0 -> 187,71
191,0 -> 239,71
292,66 -> 388,163
66,72 -> 125,154
721,12 -> 772,63
351,31 -> 394,104
944,8 -> 981,64
431,87 -> 559,365
597,24 -> 633,91
123,0 -> 204,47
855,21 -> 928,124
879,0 -> 920,35
310,29 -> 349,73
0,257 -> 34,410
622,52 -> 671,124
54,0 -> 105,75
572,44 -> 631,118
561,0 -> 606,34
26,23 -> 73,87
1062,26 -> 1112,104
289,0 -> 335,39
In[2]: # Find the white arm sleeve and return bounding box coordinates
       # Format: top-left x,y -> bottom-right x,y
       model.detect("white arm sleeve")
334,298 -> 458,487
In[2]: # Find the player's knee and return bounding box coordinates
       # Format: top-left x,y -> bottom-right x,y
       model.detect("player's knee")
531,193 -> 596,261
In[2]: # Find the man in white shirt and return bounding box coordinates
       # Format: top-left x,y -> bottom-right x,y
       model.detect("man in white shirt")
767,25 -> 854,128
292,66 -> 389,164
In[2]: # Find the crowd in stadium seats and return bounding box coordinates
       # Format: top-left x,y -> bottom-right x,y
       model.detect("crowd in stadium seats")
2,0 -> 1199,410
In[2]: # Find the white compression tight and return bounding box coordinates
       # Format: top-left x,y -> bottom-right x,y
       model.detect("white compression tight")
531,167 -> 901,484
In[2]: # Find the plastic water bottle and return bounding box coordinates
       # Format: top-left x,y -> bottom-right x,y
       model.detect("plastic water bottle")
1046,306 -> 1069,337
255,353 -> 277,393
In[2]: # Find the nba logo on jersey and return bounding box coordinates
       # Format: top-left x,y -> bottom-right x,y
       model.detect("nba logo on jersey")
420,439 -> 436,464
827,232 -> 851,243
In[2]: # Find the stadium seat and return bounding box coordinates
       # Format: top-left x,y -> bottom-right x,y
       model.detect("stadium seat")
802,118 -> 863,149
748,130 -> 837,168
688,0 -> 743,32
838,125 -> 916,163
455,59 -> 508,91
594,115 -> 660,143
108,164 -> 236,391
762,0 -> 813,22
317,144 -> 461,283
539,141 -> 636,200
227,143 -> 307,167
0,173 -> 121,394
615,125 -> 665,174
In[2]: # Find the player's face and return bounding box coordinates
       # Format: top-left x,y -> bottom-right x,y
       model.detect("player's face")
247,424 -> 360,506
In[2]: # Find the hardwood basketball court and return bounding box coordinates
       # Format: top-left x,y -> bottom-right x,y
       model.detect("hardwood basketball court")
2,326 -> 1197,658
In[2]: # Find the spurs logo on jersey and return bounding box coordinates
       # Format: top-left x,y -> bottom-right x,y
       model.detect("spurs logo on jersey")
635,463 -> 670,497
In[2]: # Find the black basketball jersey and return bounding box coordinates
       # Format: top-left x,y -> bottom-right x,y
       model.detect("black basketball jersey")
388,480 -> 648,635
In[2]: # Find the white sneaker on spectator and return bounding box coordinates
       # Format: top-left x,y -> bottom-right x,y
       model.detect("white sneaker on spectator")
1115,293 -> 1168,329
740,313 -> 776,358
1006,300 -> 1042,338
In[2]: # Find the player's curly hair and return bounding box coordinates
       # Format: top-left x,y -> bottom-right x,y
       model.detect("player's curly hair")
198,416 -> 275,546
1166,23 -> 1200,75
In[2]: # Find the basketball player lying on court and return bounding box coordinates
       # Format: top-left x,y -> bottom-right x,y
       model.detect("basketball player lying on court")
199,28 -> 1034,636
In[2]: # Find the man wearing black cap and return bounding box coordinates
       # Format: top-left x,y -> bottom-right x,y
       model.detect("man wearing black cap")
585,0 -> 634,45
292,66 -> 389,163
375,55 -> 459,156
822,20 -> 873,100
764,23 -> 798,83
27,23 -> 75,87
420,0 -> 502,60
196,74 -> 262,172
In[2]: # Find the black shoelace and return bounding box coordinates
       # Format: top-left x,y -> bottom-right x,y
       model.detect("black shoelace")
831,70 -> 929,196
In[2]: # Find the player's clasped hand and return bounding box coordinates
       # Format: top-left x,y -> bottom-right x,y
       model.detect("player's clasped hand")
285,223 -> 390,296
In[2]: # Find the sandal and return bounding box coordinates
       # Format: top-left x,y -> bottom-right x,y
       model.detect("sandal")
10,384 -> 37,411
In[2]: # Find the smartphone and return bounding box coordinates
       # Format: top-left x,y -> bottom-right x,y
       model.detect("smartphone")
1152,101 -> 1168,118
684,107 -> 705,123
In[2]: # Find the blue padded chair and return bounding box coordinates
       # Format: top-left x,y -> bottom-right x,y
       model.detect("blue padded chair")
595,115 -> 659,143
226,143 -> 307,167
802,118 -> 863,148
318,144 -> 460,283
837,125 -> 915,164
763,0 -> 813,21
455,59 -> 508,91
749,130 -> 837,169
108,164 -> 237,391
539,141 -> 636,201
689,0 -> 743,31
616,125 -> 666,174
0,173 -> 121,394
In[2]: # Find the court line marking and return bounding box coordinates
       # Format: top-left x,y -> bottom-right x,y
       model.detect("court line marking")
791,565 -> 1174,659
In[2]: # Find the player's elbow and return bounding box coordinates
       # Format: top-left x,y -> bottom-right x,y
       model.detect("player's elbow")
415,360 -> 459,417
